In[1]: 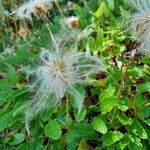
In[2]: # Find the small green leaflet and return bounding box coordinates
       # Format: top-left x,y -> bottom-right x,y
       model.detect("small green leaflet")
91,116 -> 107,134
102,131 -> 124,146
99,86 -> 118,114
44,120 -> 62,140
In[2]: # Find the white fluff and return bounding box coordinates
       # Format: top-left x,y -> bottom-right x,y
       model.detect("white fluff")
25,30 -> 104,133
127,0 -> 150,54
12,0 -> 53,19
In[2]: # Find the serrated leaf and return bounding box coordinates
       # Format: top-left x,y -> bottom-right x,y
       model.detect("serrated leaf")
118,134 -> 130,150
117,113 -> 132,125
129,135 -> 143,150
91,116 -> 107,134
99,86 -> 117,113
70,86 -> 86,114
102,131 -> 124,146
118,97 -> 129,111
44,120 -> 62,140
128,119 -> 147,139
100,97 -> 117,114
100,86 -> 116,100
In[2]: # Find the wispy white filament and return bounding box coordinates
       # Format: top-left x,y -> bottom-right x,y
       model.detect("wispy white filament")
127,0 -> 150,54
12,0 -> 54,19
25,30 -> 104,133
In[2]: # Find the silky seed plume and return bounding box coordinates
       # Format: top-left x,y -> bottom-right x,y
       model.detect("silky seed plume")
25,29 -> 105,134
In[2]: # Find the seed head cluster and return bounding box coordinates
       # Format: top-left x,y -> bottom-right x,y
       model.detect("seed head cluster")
127,0 -> 150,54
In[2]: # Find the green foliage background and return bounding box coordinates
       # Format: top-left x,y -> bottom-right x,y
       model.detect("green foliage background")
0,0 -> 150,149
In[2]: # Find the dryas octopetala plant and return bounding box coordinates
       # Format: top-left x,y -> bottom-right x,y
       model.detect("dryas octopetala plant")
25,28 -> 105,134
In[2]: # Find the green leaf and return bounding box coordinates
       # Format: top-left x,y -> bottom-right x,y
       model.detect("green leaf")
88,37 -> 96,52
100,86 -> 116,100
106,67 -> 122,84
0,112 -> 14,132
118,97 -> 129,111
134,93 -> 147,107
129,135 -> 143,150
66,123 -> 98,150
16,144 -> 30,150
75,109 -> 86,122
141,56 -> 150,64
99,86 -> 117,113
128,67 -> 146,78
137,82 -> 150,93
10,133 -> 25,145
118,134 -> 130,150
44,120 -> 62,140
70,86 -> 86,114
7,66 -> 18,84
30,142 -> 44,150
100,97 -> 117,114
91,116 -> 107,134
128,119 -> 148,139
102,131 -> 124,146
117,113 -> 132,125
0,79 -> 11,89
5,49 -> 34,65
145,119 -> 150,126
94,2 -> 105,18
13,103 -> 27,116
41,105 -> 55,122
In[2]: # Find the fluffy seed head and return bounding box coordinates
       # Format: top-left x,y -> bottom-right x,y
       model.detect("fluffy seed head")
12,0 -> 53,19
127,0 -> 150,54
67,1 -> 76,10
63,16 -> 79,28
25,30 -> 104,133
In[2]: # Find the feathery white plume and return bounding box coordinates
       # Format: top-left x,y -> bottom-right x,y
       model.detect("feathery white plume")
25,29 -> 104,133
63,16 -> 79,28
127,0 -> 150,54
12,0 -> 53,19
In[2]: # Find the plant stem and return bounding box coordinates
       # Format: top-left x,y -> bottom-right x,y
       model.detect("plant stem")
45,24 -> 58,50
111,65 -> 128,122
66,95 -> 70,124
54,0 -> 65,18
